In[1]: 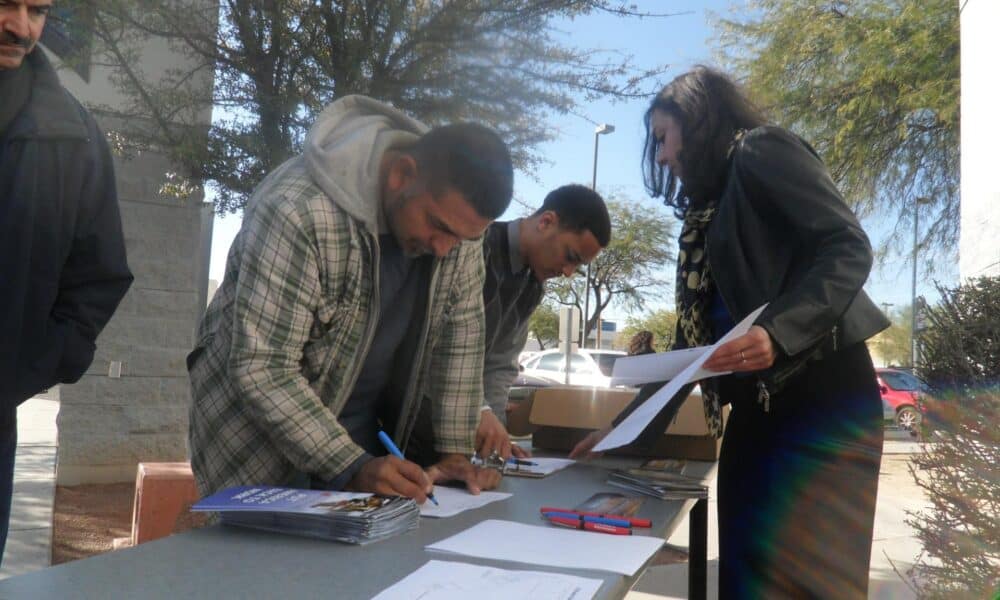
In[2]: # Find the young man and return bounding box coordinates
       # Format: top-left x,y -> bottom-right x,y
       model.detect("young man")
1,0 -> 133,562
188,95 -> 513,503
409,184 -> 611,464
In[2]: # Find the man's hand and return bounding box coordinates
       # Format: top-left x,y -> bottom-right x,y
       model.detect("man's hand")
345,456 -> 434,504
703,325 -> 776,373
568,425 -> 612,461
425,453 -> 502,494
476,409 -> 513,460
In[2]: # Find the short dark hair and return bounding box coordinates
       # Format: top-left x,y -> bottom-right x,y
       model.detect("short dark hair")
533,184 -> 611,247
409,123 -> 513,219
642,66 -> 767,217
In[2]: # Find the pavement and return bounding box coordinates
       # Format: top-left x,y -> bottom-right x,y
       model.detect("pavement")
0,390 -> 59,581
0,395 -> 931,598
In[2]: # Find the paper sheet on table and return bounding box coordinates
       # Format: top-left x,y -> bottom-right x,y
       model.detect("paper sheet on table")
426,519 -> 664,576
419,486 -> 511,518
371,559 -> 604,600
593,304 -> 767,453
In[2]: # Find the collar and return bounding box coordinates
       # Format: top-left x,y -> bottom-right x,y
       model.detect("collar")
507,219 -> 528,274
7,48 -> 89,141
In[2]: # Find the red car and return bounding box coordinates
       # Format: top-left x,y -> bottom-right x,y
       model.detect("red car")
876,368 -> 926,431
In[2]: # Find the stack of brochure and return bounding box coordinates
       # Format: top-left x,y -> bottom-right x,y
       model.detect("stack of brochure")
606,468 -> 709,500
191,485 -> 419,544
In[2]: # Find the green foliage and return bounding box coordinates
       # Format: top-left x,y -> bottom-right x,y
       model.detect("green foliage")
77,0 -> 675,213
714,0 -> 959,262
868,304 -> 912,367
615,308 -> 677,352
526,302 -> 560,350
908,277 -> 1000,599
546,196 -> 674,342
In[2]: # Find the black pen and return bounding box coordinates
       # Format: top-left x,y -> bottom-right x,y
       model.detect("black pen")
506,458 -> 538,466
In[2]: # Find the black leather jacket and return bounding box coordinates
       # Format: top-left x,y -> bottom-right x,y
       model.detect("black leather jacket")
709,126 -> 889,393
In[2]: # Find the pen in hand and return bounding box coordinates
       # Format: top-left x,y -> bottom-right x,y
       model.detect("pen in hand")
377,430 -> 439,506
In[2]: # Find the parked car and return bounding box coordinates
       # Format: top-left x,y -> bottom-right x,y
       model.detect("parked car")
520,349 -> 627,388
876,367 -> 927,432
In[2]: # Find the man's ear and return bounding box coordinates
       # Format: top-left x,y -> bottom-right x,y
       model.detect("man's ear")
537,210 -> 560,232
386,154 -> 420,196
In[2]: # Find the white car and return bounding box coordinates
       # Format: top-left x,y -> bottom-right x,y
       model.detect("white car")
520,349 -> 627,388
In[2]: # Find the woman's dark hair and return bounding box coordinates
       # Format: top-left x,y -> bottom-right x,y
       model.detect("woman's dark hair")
642,66 -> 767,217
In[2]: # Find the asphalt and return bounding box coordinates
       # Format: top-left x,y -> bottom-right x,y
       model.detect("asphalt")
0,392 -> 929,598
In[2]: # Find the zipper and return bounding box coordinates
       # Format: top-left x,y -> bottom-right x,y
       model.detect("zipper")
334,229 -> 382,412
756,379 -> 771,412
397,259 -> 441,447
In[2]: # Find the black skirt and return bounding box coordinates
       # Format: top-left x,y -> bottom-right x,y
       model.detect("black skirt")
717,342 -> 884,599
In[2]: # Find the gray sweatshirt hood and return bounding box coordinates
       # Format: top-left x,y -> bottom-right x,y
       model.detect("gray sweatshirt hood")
304,95 -> 428,232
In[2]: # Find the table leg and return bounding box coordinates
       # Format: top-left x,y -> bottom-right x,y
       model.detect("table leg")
688,497 -> 708,600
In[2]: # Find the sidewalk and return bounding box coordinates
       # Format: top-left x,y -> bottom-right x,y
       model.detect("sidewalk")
0,391 -> 59,580
626,432 -> 928,600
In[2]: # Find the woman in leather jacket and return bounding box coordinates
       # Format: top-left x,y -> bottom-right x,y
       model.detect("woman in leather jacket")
573,67 -> 889,598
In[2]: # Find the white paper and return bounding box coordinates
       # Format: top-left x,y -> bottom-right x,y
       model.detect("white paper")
504,457 -> 575,477
609,346 -> 706,387
426,519 -> 664,576
371,559 -> 604,600
419,486 -> 512,518
593,304 -> 767,453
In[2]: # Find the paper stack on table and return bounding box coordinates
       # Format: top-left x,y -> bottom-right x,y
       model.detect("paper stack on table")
503,457 -> 575,478
191,485 -> 419,544
418,486 -> 511,518
372,560 -> 604,600
426,519 -> 664,576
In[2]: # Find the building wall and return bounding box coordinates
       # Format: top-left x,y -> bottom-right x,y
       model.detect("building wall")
45,4 -> 217,484
960,0 -> 1000,280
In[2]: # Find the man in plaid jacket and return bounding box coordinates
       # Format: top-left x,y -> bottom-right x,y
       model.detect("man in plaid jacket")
188,95 -> 512,502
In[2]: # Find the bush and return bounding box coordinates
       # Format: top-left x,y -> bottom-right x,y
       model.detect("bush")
908,276 -> 1000,599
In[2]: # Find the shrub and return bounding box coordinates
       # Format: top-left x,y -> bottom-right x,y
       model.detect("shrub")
908,276 -> 1000,599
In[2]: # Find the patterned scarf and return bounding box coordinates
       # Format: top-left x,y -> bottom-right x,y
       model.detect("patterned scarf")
674,202 -> 725,438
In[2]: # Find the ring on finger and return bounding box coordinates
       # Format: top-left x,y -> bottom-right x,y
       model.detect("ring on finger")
739,350 -> 747,363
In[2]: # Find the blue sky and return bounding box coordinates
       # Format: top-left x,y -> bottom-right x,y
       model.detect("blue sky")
208,0 -> 952,323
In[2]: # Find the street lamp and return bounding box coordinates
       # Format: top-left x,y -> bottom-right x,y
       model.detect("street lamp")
583,123 -> 614,348
911,196 -> 931,367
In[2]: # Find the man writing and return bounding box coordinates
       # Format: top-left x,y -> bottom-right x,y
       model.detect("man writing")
409,184 -> 611,464
1,0 -> 133,562
188,95 -> 512,502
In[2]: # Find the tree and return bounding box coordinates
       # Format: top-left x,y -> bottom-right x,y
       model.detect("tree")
907,277 -> 1000,599
547,197 -> 674,343
868,304 -> 912,367
714,0 -> 959,264
527,302 -> 560,350
76,0 -> 679,213
615,308 -> 677,352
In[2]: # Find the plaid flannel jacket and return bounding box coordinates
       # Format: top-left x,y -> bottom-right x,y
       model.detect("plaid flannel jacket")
187,158 -> 485,496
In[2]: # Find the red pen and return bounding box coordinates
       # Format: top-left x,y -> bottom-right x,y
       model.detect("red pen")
546,515 -> 632,535
539,506 -> 652,528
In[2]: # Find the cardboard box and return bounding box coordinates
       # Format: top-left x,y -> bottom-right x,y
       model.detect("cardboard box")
528,385 -> 727,461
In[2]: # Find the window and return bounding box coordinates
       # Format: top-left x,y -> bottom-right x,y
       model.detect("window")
568,354 -> 591,374
591,353 -> 623,377
881,370 -> 925,392
536,353 -> 566,372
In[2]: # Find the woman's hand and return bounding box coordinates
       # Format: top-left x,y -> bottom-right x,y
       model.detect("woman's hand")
703,325 -> 776,373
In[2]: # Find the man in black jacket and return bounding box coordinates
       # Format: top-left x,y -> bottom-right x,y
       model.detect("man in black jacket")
0,0 -> 133,563
409,184 -> 610,464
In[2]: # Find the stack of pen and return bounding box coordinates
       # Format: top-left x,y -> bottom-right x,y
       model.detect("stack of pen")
539,506 -> 652,536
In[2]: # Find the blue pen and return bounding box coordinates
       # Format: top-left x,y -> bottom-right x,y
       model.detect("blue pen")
542,511 -> 631,528
377,430 -> 439,506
